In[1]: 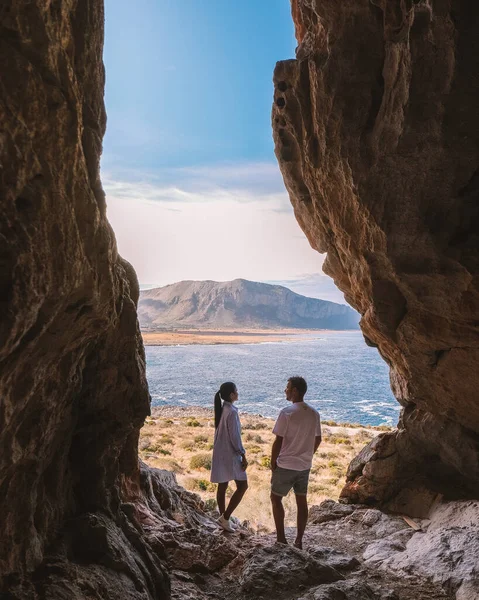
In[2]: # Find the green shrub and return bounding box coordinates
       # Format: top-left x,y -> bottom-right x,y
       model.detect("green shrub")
193,435 -> 210,448
190,453 -> 212,470
197,479 -> 215,491
203,498 -> 217,512
328,435 -> 352,445
183,477 -> 215,492
143,442 -> 172,455
162,419 -> 174,427
245,445 -> 262,454
187,418 -> 202,427
322,420 -> 339,427
259,456 -> 271,469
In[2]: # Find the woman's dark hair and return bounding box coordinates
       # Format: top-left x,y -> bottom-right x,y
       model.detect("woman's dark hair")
214,381 -> 237,428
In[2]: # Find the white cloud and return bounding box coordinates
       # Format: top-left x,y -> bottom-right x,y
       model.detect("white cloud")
104,162 -> 331,290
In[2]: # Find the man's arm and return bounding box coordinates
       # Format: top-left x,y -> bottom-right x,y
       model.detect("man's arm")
313,435 -> 322,453
271,435 -> 283,471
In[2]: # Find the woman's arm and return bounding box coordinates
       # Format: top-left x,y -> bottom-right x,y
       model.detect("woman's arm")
226,410 -> 246,456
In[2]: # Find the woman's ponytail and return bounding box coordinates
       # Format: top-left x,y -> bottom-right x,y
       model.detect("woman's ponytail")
214,391 -> 223,429
214,382 -> 237,428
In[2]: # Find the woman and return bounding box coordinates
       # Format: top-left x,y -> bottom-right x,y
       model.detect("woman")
210,381 -> 248,532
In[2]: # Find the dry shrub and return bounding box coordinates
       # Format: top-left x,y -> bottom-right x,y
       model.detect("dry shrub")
243,421 -> 268,430
139,437 -> 152,451
327,434 -> 352,446
190,453 -> 212,470
159,435 -> 174,445
182,477 -> 215,492
181,441 -> 195,451
245,433 -> 264,444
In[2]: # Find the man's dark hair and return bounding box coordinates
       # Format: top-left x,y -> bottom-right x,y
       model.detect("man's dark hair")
288,376 -> 307,397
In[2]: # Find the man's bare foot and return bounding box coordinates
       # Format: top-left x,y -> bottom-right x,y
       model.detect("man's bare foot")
293,539 -> 303,550
276,538 -> 288,545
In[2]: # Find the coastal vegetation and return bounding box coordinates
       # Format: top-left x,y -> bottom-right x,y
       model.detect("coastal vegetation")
140,408 -> 392,530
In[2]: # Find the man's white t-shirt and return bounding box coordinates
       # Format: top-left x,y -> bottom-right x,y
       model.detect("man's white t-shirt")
273,402 -> 322,471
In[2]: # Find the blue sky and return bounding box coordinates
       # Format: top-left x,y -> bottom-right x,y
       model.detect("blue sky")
102,1 -> 346,304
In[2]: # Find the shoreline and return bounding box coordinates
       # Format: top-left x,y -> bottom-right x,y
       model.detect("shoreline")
142,328 -> 360,346
150,404 -> 393,432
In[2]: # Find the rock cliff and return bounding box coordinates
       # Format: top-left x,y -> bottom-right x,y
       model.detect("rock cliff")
0,2 -> 167,597
139,279 -> 359,330
2,0 -> 479,598
273,0 -> 479,510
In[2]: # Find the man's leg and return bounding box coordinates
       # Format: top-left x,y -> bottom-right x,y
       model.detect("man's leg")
224,480 -> 248,519
216,482 -> 228,515
294,494 -> 308,549
270,492 -> 287,544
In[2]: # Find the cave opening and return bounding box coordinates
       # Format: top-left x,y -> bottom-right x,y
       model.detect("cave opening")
2,1 -> 479,598
100,0 -> 398,531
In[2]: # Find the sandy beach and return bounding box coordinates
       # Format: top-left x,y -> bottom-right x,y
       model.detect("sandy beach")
142,328 -> 355,346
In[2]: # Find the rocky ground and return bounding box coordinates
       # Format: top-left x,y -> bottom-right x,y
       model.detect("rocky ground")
143,467 -> 478,600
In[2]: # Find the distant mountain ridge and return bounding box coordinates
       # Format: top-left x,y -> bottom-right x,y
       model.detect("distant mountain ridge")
138,279 -> 359,330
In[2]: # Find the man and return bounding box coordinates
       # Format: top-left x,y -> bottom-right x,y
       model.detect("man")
270,376 -> 322,549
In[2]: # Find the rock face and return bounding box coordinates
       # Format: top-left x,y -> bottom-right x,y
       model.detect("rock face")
273,1 -> 479,508
139,279 -> 359,330
0,2 -> 166,597
363,500 -> 479,598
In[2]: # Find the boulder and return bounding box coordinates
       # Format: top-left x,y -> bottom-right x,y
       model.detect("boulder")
240,544 -> 343,596
274,0 -> 479,506
308,500 -> 356,524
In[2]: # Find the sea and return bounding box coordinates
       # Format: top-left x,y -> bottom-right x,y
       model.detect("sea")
146,331 -> 399,427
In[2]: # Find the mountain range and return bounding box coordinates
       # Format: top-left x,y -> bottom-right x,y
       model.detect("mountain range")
138,279 -> 359,330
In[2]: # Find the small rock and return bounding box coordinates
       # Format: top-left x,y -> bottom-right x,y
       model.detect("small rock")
308,546 -> 360,571
361,509 -> 382,526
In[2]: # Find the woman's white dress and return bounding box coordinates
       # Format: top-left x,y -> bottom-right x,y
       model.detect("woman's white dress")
210,402 -> 247,483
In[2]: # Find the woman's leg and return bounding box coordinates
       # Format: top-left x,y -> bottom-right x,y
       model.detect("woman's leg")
216,482 -> 228,515
224,480 -> 248,519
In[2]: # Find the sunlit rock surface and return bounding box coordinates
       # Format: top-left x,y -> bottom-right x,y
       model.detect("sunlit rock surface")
273,0 -> 479,510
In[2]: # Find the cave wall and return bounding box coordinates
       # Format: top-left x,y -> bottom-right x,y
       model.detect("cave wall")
0,2 -> 169,597
273,0 -> 479,509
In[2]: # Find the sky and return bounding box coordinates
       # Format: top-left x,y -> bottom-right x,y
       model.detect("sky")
102,0 -> 346,304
